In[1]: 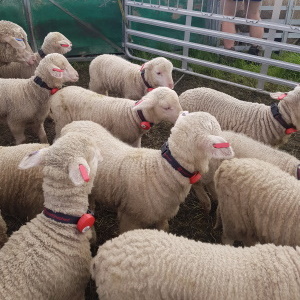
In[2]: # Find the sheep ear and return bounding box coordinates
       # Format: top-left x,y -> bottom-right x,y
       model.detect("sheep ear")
270,91 -> 286,100
204,135 -> 235,159
50,65 -> 64,78
69,149 -> 103,186
132,98 -> 152,111
18,148 -> 49,169
2,35 -> 26,49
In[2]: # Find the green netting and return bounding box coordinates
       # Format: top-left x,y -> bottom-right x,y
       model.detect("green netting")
0,0 -> 123,56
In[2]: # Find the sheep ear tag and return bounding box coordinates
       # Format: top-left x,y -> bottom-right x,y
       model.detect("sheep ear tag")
270,92 -> 287,100
77,213 -> 95,233
50,67 -> 64,78
2,36 -> 25,49
79,164 -> 90,182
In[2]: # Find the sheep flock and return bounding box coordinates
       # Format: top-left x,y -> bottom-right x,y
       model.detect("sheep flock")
0,20 -> 300,300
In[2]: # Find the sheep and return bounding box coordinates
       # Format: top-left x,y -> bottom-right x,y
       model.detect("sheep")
192,130 -> 300,213
0,20 -> 35,66
179,86 -> 300,147
49,86 -> 183,147
89,54 -> 174,99
91,228 -> 300,300
60,112 -> 234,234
0,131 -> 103,299
0,52 -> 79,145
0,211 -> 8,249
214,157 -> 300,247
0,31 -> 72,78
0,143 -> 47,222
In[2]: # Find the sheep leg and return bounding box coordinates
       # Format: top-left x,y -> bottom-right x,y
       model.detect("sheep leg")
221,233 -> 235,245
7,121 -> 26,145
192,182 -> 212,214
32,122 -> 48,143
155,219 -> 169,232
118,212 -> 142,234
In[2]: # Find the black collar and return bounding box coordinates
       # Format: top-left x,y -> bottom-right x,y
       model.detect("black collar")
161,142 -> 201,184
43,207 -> 80,224
270,103 -> 297,135
140,67 -> 154,91
33,76 -> 59,95
135,100 -> 154,130
297,165 -> 300,180
38,48 -> 46,58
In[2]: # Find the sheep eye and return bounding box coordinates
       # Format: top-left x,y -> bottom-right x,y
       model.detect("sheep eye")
157,72 -> 161,75
164,107 -> 171,110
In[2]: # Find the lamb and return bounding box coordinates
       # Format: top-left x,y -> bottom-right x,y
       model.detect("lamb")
0,20 -> 35,66
0,52 -> 79,145
179,86 -> 300,147
0,131 -> 103,299
89,54 -> 174,99
0,31 -> 72,78
91,229 -> 300,300
0,211 -> 8,249
214,157 -> 300,247
49,86 -> 182,147
0,143 -> 47,222
192,130 -> 300,213
60,112 -> 234,233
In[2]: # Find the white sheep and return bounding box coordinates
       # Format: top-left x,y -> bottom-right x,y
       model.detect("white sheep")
49,86 -> 182,147
60,112 -> 234,233
89,54 -> 174,99
0,131 -> 103,299
91,229 -> 300,300
179,86 -> 300,147
0,52 -> 79,145
0,20 -> 35,66
0,211 -> 7,249
192,130 -> 300,213
0,143 -> 47,222
0,31 -> 72,78
214,157 -> 300,247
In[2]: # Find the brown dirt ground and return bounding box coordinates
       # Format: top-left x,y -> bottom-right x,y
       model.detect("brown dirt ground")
1,65 -> 299,299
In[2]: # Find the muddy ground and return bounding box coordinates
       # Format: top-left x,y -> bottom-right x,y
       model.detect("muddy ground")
1,64 -> 299,299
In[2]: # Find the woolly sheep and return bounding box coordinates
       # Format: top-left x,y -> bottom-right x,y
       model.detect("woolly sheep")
0,31 -> 72,78
60,112 -> 234,233
89,54 -> 174,99
91,229 -> 300,300
179,86 -> 300,146
0,131 -> 103,299
49,86 -> 182,147
0,53 -> 79,145
0,143 -> 47,222
193,130 -> 300,213
0,211 -> 7,249
214,158 -> 300,247
0,20 -> 35,66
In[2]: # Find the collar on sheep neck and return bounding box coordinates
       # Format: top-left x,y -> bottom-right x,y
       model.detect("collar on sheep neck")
140,64 -> 154,92
161,141 -> 201,184
38,48 -> 46,58
297,165 -> 300,180
33,76 -> 59,95
43,207 -> 95,233
134,100 -> 154,130
270,103 -> 297,135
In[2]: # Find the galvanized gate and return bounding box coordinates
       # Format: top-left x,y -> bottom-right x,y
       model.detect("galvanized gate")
124,0 -> 300,93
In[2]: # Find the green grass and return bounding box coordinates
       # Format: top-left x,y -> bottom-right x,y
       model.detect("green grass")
131,46 -> 300,92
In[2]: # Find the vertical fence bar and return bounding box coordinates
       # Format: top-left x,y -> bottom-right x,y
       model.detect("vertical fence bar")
181,0 -> 194,70
22,0 -> 37,51
257,0 -> 283,90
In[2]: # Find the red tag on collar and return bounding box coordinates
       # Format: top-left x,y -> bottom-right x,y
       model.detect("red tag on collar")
213,143 -> 230,148
140,121 -> 151,130
77,214 -> 95,233
51,88 -> 59,95
285,128 -> 297,135
147,88 -> 154,92
189,172 -> 202,184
